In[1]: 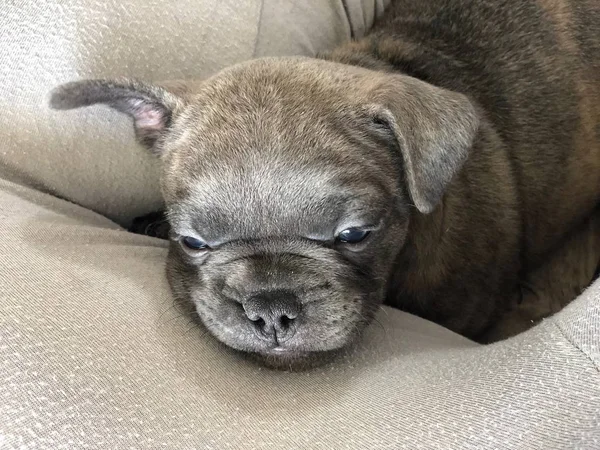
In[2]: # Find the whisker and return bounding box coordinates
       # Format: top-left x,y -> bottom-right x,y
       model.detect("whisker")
372,316 -> 387,335
156,303 -> 179,321
183,320 -> 201,335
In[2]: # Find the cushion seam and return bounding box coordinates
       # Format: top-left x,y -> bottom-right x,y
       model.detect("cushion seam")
553,321 -> 600,373
340,0 -> 356,39
252,0 -> 266,58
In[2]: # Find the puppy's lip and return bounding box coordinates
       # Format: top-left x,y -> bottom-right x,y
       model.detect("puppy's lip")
261,345 -> 303,356
250,347 -> 338,371
270,346 -> 291,353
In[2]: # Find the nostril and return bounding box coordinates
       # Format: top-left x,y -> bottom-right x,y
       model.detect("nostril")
242,290 -> 301,335
251,317 -> 266,329
279,315 -> 295,330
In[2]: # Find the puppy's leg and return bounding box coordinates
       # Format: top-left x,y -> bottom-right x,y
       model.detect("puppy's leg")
129,210 -> 171,239
481,208 -> 600,342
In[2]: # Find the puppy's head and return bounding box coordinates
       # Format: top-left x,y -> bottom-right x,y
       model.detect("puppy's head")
51,57 -> 478,369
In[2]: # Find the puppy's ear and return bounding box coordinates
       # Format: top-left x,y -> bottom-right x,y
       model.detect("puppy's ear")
50,79 -> 186,155
371,75 -> 479,214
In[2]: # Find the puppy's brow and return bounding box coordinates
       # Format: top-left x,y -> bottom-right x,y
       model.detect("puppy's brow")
165,206 -> 197,235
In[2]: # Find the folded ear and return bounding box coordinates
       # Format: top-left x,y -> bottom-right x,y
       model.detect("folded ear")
50,79 -> 186,155
370,75 -> 480,214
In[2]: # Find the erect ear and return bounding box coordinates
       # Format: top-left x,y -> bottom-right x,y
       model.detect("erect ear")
370,75 -> 480,214
50,79 -> 186,155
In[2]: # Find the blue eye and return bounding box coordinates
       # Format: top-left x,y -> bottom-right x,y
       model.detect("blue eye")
336,228 -> 370,244
181,236 -> 209,251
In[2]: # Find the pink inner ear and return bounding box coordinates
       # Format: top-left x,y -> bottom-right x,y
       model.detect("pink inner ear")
131,100 -> 165,131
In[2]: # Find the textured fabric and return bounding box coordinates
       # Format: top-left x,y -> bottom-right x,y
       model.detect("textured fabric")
0,0 -> 384,225
1,176 -> 599,449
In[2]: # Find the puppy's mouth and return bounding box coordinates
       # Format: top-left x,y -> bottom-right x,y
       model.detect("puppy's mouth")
247,346 -> 341,371
259,342 -> 309,358
259,346 -> 308,363
268,345 -> 296,354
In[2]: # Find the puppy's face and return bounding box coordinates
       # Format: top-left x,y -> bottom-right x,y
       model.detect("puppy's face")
51,57 -> 478,369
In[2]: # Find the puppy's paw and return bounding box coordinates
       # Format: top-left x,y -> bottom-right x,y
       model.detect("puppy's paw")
129,211 -> 170,239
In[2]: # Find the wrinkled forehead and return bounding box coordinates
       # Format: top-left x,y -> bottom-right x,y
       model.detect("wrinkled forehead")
165,155 -> 388,241
160,58 -> 398,239
161,94 -> 361,205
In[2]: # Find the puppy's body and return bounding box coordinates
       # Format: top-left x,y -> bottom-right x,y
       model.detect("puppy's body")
324,0 -> 600,335
332,0 -> 600,262
52,0 -> 600,368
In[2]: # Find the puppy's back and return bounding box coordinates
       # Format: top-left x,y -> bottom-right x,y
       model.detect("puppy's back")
366,0 -> 600,266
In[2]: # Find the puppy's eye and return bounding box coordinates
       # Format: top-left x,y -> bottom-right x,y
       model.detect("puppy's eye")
181,236 -> 209,251
336,228 -> 370,244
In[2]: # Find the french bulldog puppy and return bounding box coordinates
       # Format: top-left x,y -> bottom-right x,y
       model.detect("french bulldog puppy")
50,0 -> 600,369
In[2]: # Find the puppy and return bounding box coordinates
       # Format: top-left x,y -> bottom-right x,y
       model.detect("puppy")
50,0 -> 600,369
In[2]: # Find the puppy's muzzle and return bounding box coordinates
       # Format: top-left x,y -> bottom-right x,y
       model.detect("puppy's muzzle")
242,290 -> 300,344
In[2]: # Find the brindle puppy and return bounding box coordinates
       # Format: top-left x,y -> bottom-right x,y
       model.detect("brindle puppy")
51,0 -> 600,369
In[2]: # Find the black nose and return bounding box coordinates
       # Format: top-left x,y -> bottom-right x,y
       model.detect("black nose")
242,291 -> 301,342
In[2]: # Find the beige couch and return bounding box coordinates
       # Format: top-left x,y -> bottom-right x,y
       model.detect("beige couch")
1,1 -> 599,448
